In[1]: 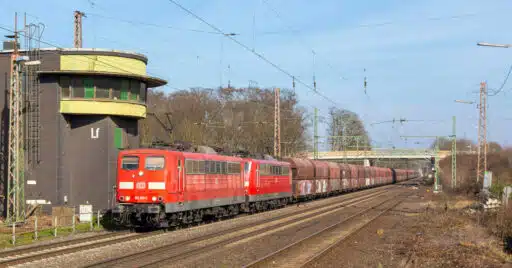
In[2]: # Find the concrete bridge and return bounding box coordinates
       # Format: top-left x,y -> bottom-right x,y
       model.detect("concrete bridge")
305,149 -> 453,161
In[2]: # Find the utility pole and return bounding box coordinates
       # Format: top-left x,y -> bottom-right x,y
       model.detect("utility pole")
312,51 -> 319,160
451,116 -> 457,189
74,11 -> 85,48
6,12 -> 26,225
476,82 -> 487,183
274,87 -> 281,158
313,108 -> 318,160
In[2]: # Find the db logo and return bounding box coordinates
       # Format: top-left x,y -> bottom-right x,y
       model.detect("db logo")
136,182 -> 146,189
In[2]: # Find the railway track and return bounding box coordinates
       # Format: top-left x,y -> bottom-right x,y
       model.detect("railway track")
0,230 -> 165,267
1,180 -> 419,267
244,191 -> 412,268
84,186 -> 405,268
0,185 -> 396,267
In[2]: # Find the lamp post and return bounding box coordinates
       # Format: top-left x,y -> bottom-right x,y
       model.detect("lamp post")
454,100 -> 475,105
477,42 -> 511,48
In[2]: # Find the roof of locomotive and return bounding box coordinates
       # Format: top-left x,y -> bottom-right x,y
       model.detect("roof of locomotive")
119,148 -> 245,161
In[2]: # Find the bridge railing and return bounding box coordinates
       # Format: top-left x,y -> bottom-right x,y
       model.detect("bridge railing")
304,149 -> 453,158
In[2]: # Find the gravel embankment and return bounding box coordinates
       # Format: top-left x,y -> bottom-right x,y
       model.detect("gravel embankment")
170,190 -> 405,267
12,188 -> 392,268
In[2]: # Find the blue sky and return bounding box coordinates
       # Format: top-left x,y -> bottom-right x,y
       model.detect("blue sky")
1,0 -> 511,151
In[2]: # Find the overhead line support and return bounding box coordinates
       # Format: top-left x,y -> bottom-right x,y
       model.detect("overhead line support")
476,82 -> 487,184
6,12 -> 26,226
274,87 -> 281,158
74,11 -> 86,48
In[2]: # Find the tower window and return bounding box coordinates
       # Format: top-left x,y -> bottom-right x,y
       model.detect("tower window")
130,80 -> 139,101
114,128 -> 124,149
84,78 -> 94,99
60,76 -> 71,98
120,80 -> 129,100
72,78 -> 84,98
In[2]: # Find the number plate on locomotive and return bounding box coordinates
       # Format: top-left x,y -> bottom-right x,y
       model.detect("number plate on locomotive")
136,182 -> 146,189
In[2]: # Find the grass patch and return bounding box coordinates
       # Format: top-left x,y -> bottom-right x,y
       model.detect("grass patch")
0,222 -> 104,249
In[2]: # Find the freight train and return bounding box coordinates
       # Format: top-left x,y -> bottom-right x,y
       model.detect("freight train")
112,148 -> 420,228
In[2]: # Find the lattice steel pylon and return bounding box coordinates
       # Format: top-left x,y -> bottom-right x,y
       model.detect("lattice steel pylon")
273,87 -> 281,158
73,11 -> 85,48
6,15 -> 26,225
476,82 -> 487,183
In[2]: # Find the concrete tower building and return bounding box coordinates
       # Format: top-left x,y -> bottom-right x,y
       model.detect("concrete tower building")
0,46 -> 167,212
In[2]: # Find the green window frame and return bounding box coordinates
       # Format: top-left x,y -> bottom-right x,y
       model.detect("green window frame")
114,128 -> 124,149
84,77 -> 94,99
120,80 -> 129,100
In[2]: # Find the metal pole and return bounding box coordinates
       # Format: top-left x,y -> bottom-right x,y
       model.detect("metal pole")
54,216 -> 58,237
219,35 -> 223,88
274,88 -> 281,158
97,210 -> 100,229
434,136 -> 440,192
72,207 -> 76,234
477,82 -> 487,183
452,116 -> 457,189
34,214 -> 38,240
74,11 -> 85,48
12,221 -> 15,245
7,12 -> 26,225
313,108 -> 318,160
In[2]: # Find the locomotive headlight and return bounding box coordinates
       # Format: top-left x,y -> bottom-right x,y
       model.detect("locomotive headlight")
125,196 -> 131,201
152,196 -> 157,202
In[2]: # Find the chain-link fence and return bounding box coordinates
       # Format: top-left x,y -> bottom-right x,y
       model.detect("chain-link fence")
2,206 -> 106,247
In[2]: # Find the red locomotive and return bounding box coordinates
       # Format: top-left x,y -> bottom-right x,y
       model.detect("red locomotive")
113,148 -> 419,228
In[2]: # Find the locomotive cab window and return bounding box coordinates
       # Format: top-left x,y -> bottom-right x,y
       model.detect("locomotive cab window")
121,156 -> 139,170
145,156 -> 165,170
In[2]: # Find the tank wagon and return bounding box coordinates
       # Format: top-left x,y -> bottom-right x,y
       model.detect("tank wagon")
113,149 -> 419,228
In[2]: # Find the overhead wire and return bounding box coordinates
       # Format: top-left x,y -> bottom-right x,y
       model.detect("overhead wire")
260,0 -> 348,81
258,0 -> 390,145
256,12 -> 482,36
488,64 -> 512,96
85,5 -> 331,119
2,8 -> 331,130
166,0 -> 341,109
86,12 -> 223,35
85,9 -> 319,115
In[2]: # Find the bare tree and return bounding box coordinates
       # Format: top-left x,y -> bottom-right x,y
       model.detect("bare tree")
139,86 -> 309,156
327,107 -> 371,151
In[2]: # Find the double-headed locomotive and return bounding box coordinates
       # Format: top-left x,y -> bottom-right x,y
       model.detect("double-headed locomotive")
113,148 -> 419,228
